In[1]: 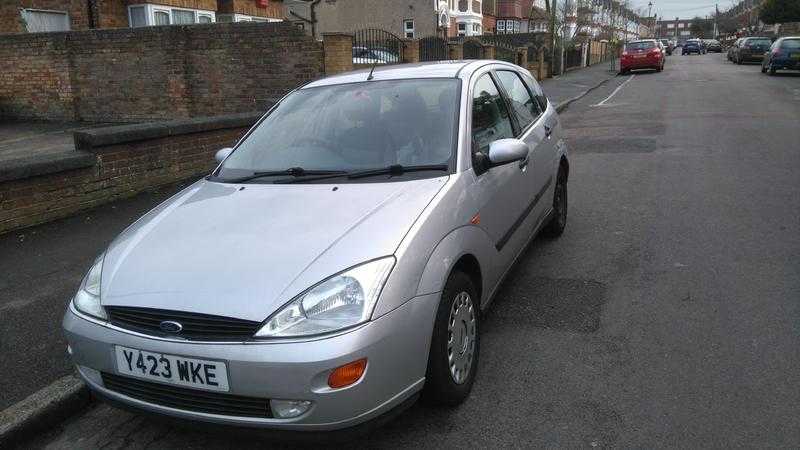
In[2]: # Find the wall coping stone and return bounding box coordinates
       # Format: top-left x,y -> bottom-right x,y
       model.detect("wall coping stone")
74,112 -> 263,151
0,151 -> 96,183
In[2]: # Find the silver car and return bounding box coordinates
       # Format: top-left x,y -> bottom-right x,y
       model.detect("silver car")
63,60 -> 569,431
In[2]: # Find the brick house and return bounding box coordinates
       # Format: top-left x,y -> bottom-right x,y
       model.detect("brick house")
481,0 -> 547,35
286,0 -> 484,40
1,0 -> 285,33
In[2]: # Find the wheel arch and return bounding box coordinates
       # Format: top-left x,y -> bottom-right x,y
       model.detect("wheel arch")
415,226 -> 497,307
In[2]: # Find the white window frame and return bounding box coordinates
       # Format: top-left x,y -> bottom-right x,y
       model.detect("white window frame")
127,4 -> 216,27
497,20 -> 505,32
217,13 -> 283,22
404,19 -> 414,39
20,8 -> 71,32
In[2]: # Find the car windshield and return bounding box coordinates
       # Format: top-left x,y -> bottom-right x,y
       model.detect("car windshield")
216,79 -> 460,181
747,38 -> 771,46
781,39 -> 800,49
626,41 -> 656,50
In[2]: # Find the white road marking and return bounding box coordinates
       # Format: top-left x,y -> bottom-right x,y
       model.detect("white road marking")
593,75 -> 635,107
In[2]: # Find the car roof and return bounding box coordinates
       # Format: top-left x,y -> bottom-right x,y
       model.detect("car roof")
303,60 -> 512,88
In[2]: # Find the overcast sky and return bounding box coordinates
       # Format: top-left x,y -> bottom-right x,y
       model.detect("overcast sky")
628,0 -> 720,20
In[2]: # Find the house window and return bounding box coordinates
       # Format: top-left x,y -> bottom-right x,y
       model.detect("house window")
154,10 -> 170,25
513,20 -> 520,33
404,19 -> 414,38
497,20 -> 505,32
171,9 -> 195,24
129,6 -> 146,27
20,9 -> 70,32
128,4 -> 215,27
458,22 -> 466,36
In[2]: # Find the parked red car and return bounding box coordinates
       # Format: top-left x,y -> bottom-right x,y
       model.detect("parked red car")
620,40 -> 665,74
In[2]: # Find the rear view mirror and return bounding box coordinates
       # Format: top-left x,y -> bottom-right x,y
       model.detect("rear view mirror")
488,139 -> 528,167
215,147 -> 233,163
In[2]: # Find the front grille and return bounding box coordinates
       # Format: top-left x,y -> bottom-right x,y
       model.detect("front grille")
101,372 -> 272,418
106,306 -> 262,341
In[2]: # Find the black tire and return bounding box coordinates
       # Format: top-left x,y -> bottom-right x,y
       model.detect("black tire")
542,167 -> 568,238
423,271 -> 480,406
761,64 -> 767,73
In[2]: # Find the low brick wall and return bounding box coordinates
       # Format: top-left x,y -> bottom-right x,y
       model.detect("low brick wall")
0,113 -> 260,234
0,22 -> 322,122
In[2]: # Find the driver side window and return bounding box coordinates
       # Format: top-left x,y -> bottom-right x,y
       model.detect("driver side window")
471,73 -> 514,164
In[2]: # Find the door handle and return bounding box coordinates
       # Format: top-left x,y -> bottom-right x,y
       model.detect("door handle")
518,156 -> 529,169
544,125 -> 553,138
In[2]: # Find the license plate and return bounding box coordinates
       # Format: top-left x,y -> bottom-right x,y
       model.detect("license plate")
115,346 -> 229,392
634,54 -> 646,58
792,54 -> 800,60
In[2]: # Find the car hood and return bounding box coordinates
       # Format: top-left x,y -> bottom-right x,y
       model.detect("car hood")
101,177 -> 447,321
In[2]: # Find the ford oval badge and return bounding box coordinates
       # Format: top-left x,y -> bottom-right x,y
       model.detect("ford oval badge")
159,320 -> 183,334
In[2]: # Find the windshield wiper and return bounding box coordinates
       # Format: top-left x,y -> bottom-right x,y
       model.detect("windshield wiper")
346,164 -> 449,179
215,167 -> 347,184
275,164 -> 450,184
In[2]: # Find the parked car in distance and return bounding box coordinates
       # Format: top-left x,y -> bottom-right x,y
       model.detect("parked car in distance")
682,40 -> 703,55
62,60 -> 570,431
352,46 -> 400,65
705,39 -> 722,53
733,37 -> 772,64
762,36 -> 800,75
728,38 -> 743,61
621,40 -> 665,74
659,39 -> 673,55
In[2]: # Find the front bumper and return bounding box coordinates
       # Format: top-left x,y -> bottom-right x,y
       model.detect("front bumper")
63,292 -> 440,430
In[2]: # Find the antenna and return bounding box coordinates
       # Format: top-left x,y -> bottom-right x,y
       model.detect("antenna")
367,60 -> 377,81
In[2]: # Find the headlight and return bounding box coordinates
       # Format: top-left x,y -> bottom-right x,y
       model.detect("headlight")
72,256 -> 108,321
255,257 -> 395,338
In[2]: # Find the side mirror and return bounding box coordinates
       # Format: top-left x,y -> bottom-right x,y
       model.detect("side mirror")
215,147 -> 233,163
488,139 -> 528,167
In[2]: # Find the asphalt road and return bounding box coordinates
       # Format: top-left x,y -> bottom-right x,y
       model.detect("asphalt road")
0,181 -> 194,410
19,53 -> 800,448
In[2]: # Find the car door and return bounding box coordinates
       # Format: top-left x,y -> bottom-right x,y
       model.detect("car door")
468,70 -> 532,256
493,69 -> 554,228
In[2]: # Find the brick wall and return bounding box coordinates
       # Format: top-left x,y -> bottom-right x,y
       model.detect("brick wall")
313,0 -> 437,38
217,0 -> 284,17
0,21 -> 323,122
0,114 -> 258,234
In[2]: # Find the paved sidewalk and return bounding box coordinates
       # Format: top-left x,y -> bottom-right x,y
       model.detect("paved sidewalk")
0,59 -> 620,445
541,60 -> 620,110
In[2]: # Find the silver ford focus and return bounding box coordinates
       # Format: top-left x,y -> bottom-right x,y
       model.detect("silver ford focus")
63,60 -> 569,430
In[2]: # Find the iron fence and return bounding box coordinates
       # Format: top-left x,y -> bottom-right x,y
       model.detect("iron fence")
463,39 -> 483,59
419,36 -> 448,61
352,28 -> 404,65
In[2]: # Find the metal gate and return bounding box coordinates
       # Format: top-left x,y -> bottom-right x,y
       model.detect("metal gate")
463,39 -> 483,59
419,36 -> 448,61
352,28 -> 404,65
564,47 -> 582,70
495,45 -> 516,64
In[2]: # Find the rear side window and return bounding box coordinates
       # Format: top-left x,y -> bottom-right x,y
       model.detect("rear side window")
471,74 -> 514,154
781,39 -> 800,49
626,41 -> 656,51
747,39 -> 771,47
495,70 -> 541,131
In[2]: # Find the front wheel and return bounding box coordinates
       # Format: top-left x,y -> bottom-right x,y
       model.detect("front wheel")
542,168 -> 568,238
423,271 -> 480,406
